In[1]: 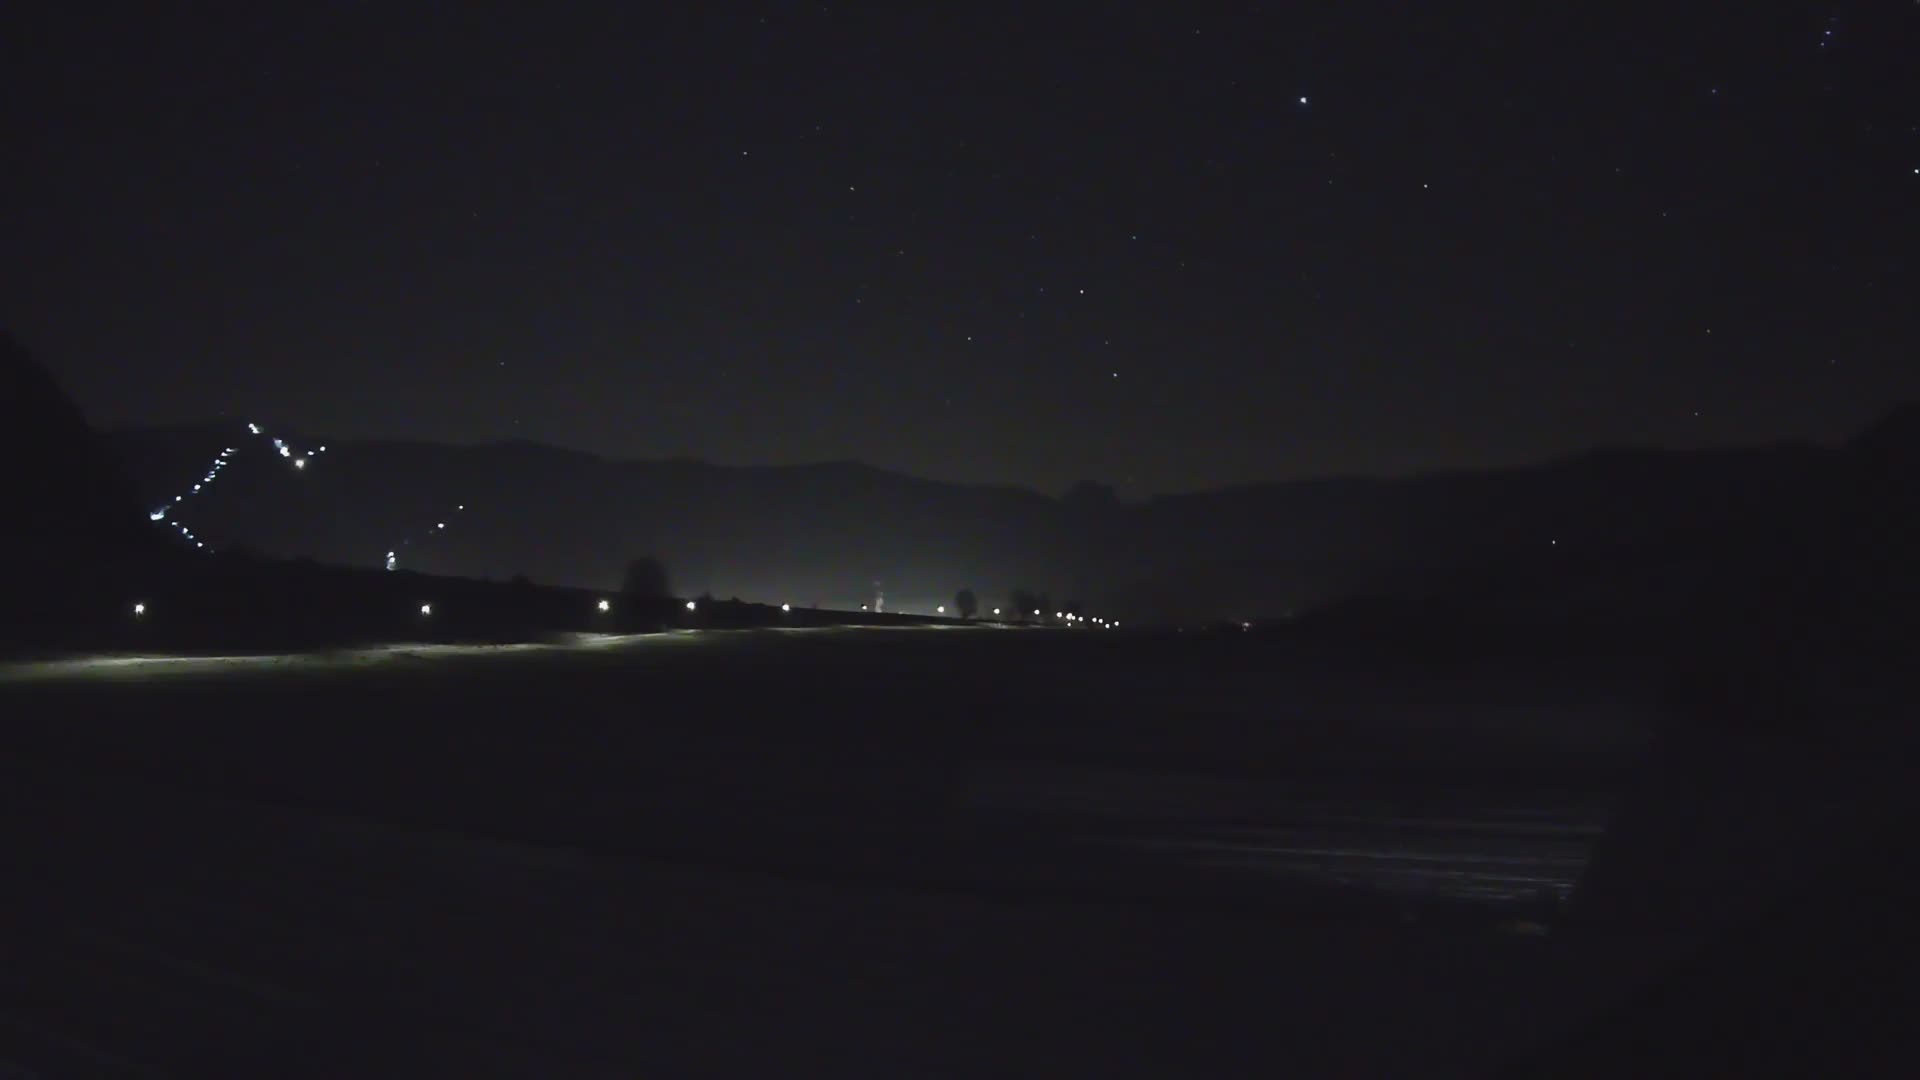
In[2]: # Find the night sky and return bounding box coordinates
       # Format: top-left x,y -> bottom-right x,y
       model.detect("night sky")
7,3 -> 1918,496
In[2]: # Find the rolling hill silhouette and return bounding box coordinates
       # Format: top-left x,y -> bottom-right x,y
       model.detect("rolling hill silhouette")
104,407 -> 1915,630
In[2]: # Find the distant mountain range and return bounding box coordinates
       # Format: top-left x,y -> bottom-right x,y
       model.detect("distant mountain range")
103,406 -> 1920,625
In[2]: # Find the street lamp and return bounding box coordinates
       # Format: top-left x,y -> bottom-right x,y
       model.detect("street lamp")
597,598 -> 611,613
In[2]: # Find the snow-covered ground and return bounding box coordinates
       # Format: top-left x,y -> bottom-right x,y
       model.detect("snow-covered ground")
1,627 -> 1684,1075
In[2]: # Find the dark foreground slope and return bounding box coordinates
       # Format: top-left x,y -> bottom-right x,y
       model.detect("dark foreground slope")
0,333 -> 178,640
2,627 -> 1659,1077
8,624 -> 1916,1077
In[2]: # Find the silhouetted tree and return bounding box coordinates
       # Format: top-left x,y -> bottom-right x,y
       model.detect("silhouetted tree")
955,588 -> 978,620
506,572 -> 539,624
1008,588 -> 1038,623
621,556 -> 670,599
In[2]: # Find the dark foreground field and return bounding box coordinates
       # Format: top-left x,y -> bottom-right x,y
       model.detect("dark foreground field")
0,627 -> 1909,1075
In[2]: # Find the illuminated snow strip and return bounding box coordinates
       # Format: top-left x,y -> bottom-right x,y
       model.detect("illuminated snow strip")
0,627 -> 951,685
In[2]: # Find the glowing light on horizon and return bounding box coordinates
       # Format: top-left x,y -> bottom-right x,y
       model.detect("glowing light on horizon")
597,598 -> 611,612
387,503 -> 468,572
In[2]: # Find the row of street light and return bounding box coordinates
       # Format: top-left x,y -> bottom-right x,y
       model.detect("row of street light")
126,594 -> 1119,629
